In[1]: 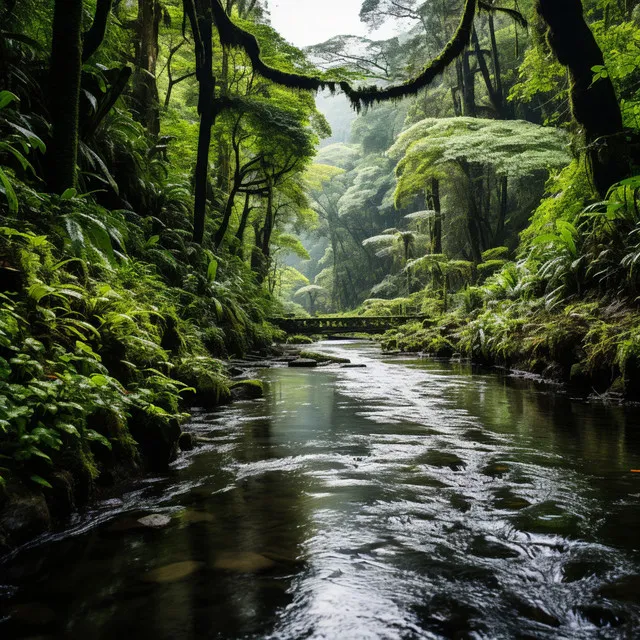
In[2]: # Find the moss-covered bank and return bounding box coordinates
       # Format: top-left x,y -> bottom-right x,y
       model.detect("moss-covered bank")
0,218 -> 280,552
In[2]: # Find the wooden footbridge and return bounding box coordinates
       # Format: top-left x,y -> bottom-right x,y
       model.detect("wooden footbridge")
270,315 -> 425,336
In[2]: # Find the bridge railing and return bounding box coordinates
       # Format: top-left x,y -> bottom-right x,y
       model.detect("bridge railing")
269,315 -> 426,335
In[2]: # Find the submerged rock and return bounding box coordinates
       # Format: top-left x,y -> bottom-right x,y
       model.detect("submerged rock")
212,551 -> 275,573
143,560 -> 204,583
421,450 -> 466,471
178,510 -> 215,524
340,363 -> 367,368
482,462 -> 511,477
288,359 -> 318,368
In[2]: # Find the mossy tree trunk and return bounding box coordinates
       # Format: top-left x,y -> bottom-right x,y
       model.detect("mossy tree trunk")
133,0 -> 161,135
536,0 -> 627,196
48,0 -> 84,194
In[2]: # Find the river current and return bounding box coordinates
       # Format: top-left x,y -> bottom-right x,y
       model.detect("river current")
1,341 -> 640,639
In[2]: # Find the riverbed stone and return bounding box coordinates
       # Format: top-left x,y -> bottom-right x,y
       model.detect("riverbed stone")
143,560 -> 204,583
212,551 -> 276,573
340,363 -> 367,368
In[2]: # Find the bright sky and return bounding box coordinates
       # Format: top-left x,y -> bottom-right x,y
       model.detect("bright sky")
268,0 -> 398,47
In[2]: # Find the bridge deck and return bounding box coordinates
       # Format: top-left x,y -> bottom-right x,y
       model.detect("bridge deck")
269,315 -> 425,335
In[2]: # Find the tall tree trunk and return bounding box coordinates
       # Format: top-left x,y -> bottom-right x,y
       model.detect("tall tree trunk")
461,49 -> 476,117
260,182 -> 274,259
429,178 -> 442,254
133,0 -> 161,135
48,0 -> 83,193
536,0 -> 627,196
487,13 -> 506,115
185,0 -> 215,244
461,162 -> 483,263
233,192 -> 252,257
213,184 -> 239,248
471,25 -> 504,117
83,0 -> 113,62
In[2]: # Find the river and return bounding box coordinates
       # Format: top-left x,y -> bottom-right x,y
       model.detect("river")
2,341 -> 640,639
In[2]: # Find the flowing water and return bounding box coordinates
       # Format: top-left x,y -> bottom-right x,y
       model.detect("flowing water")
2,341 -> 640,639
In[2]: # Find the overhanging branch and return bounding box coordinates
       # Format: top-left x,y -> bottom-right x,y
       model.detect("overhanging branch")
210,0 -> 478,109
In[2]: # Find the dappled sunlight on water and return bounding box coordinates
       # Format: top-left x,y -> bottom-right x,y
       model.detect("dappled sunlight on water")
2,341 -> 640,638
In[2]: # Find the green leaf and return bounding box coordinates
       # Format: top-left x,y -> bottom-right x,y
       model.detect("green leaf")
207,258 -> 218,282
55,423 -> 80,437
30,474 -> 53,489
0,168 -> 18,213
85,429 -> 112,449
90,374 -> 110,387
61,188 -> 78,200
0,90 -> 19,110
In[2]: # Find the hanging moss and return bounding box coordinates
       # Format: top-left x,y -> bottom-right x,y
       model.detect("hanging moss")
210,0 -> 478,111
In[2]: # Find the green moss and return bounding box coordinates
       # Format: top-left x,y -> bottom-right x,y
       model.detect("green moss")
285,334 -> 315,344
230,379 -> 264,399
298,351 -> 350,364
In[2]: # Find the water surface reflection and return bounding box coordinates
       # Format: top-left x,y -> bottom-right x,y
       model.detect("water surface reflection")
2,341 -> 640,639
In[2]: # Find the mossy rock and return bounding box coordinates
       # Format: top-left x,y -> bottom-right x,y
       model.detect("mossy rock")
299,350 -> 350,364
230,379 -> 264,400
285,334 -> 314,344
181,381 -> 232,408
128,408 -> 182,471
0,481 -> 51,548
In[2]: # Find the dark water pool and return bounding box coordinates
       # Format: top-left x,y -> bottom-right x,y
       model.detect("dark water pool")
2,341 -> 640,639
